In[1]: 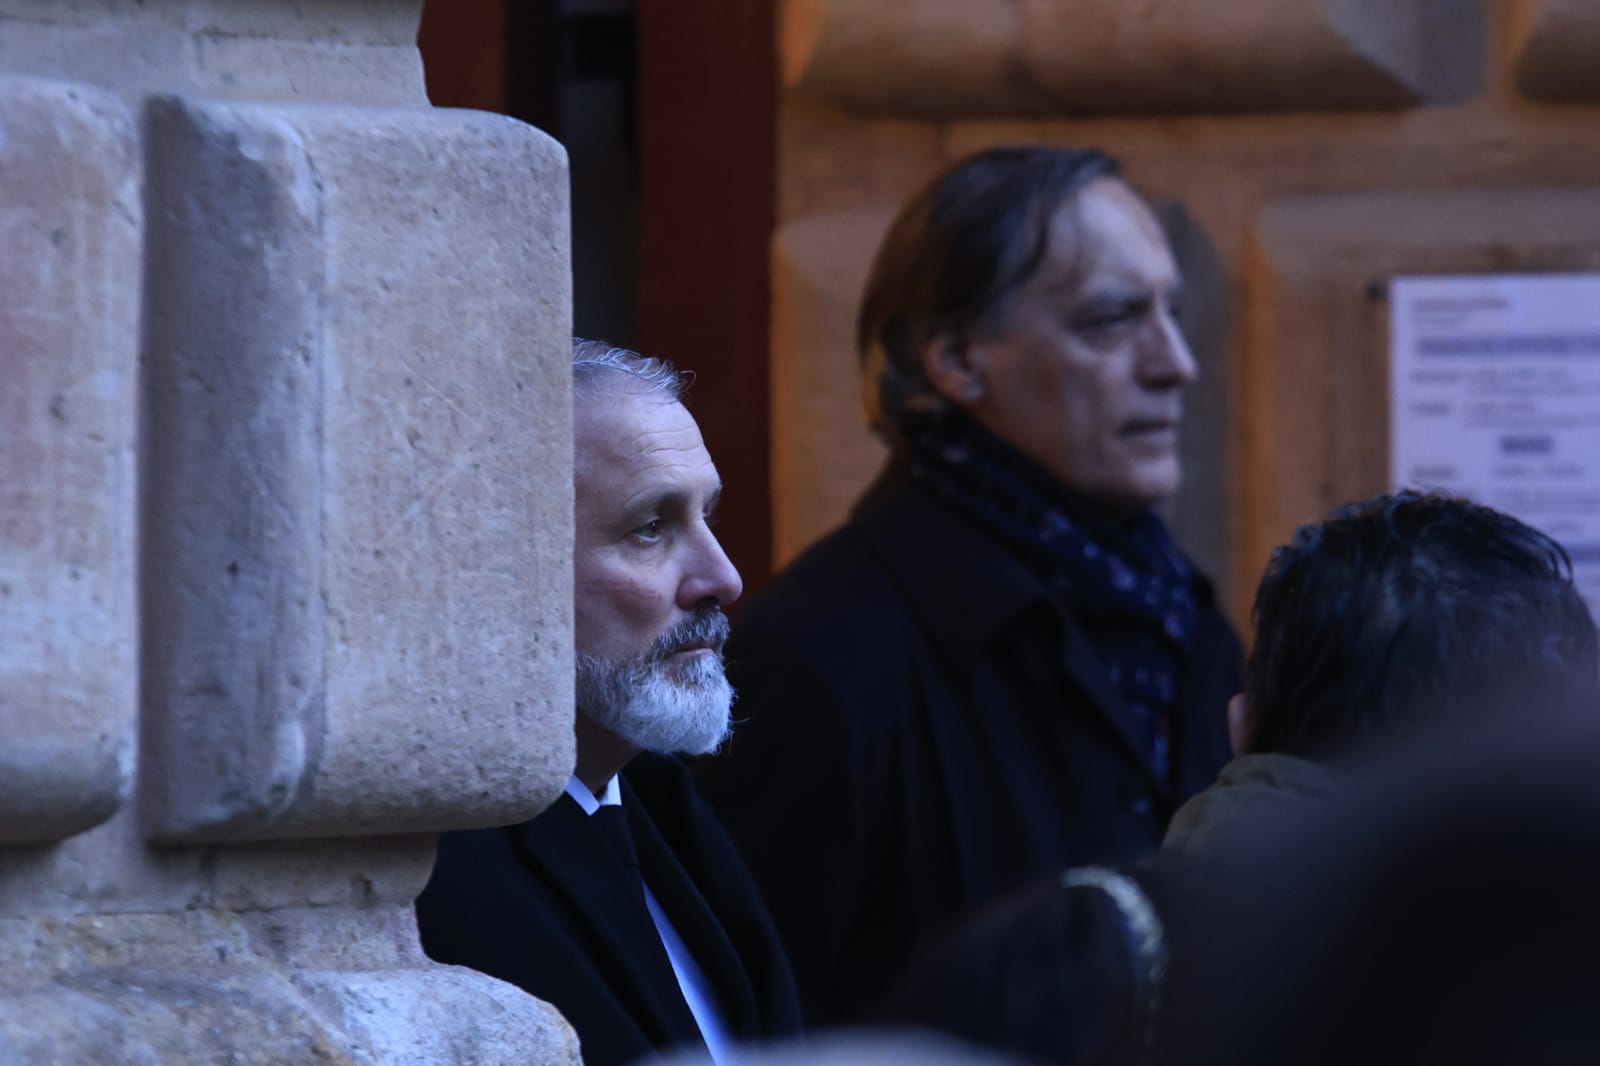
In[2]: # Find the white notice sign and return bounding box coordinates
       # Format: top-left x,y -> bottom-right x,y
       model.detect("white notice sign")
1390,273 -> 1600,612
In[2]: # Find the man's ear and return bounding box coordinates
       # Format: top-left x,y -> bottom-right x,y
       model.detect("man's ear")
1227,693 -> 1251,758
919,335 -> 985,406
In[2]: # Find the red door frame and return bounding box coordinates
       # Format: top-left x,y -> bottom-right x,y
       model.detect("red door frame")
638,0 -> 778,599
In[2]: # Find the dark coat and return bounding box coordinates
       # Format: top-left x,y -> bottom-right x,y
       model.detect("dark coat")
415,754 -> 803,1066
695,463 -> 1241,1026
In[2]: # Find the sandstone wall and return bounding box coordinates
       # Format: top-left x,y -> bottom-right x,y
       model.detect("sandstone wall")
773,0 -> 1600,620
0,2 -> 579,1060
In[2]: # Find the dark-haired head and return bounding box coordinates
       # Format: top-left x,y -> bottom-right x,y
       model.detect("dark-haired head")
857,145 -> 1122,446
1243,490 -> 1599,758
884,863 -> 1177,1066
1151,712 -> 1600,1066
858,146 -> 1200,515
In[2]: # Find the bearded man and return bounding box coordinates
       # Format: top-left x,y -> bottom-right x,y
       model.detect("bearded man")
416,340 -> 802,1066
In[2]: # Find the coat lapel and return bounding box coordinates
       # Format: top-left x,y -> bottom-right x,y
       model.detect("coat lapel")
510,794 -> 706,1050
623,777 -> 762,1037
1057,618 -> 1166,794
853,462 -> 1165,791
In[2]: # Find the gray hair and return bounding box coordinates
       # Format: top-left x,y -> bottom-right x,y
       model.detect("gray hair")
572,337 -> 688,401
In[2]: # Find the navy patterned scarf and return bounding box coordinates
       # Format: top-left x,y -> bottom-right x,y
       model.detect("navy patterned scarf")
907,415 -> 1199,783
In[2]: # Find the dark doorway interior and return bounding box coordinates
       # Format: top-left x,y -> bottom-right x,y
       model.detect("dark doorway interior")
419,0 -> 776,598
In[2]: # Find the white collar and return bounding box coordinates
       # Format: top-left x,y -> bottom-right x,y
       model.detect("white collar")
564,773 -> 622,816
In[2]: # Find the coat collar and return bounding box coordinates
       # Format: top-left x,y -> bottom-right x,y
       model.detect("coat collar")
510,768 -> 766,1044
618,772 -> 763,1037
1163,753 -> 1341,855
509,791 -> 706,1050
851,460 -> 1057,668
851,460 -> 1218,792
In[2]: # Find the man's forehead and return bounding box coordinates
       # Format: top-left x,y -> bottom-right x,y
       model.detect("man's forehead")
1037,197 -> 1178,298
574,390 -> 718,492
578,382 -> 685,442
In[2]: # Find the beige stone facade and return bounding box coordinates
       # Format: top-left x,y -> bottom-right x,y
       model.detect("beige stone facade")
1,1 -> 578,1060
772,0 -> 1600,621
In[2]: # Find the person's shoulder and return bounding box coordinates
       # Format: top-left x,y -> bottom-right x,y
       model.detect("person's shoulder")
1164,754 -> 1340,859
747,504 -> 937,627
753,523 -> 898,615
426,800 -> 581,882
733,525 -> 922,678
1174,551 -> 1243,649
418,821 -> 541,933
430,821 -> 521,868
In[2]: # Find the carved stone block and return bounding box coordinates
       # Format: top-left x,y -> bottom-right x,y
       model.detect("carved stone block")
0,76 -> 140,844
1512,0 -> 1600,101
141,95 -> 575,842
784,0 -> 1483,117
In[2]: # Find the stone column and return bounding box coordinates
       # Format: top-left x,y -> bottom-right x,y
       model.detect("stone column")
0,2 -> 579,1060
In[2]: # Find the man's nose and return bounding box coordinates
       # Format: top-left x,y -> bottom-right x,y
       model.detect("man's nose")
1142,314 -> 1198,387
679,528 -> 743,610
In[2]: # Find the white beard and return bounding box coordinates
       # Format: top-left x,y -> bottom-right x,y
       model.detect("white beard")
575,645 -> 734,756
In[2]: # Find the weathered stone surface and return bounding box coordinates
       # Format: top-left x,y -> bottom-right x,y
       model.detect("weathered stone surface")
1014,0 -> 1474,114
141,94 -> 574,842
0,0 -> 426,106
771,208 -> 893,567
783,0 -> 1482,117
0,2 -> 585,1061
1511,0 -> 1600,100
1241,188 -> 1600,606
0,908 -> 581,1064
0,76 -> 140,844
0,0 -> 418,43
782,0 -> 1034,118
0,811 -> 436,930
780,100 -> 947,221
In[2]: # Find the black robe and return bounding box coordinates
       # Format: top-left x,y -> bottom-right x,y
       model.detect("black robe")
695,463 -> 1241,1025
416,753 -> 803,1066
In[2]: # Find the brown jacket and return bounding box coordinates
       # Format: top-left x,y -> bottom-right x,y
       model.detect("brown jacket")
1163,753 -> 1341,857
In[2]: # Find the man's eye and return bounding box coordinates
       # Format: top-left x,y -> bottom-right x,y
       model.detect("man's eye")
1075,304 -> 1142,334
633,519 -> 665,541
1076,316 -> 1134,342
